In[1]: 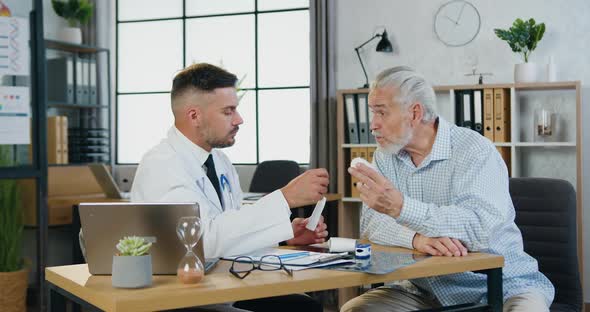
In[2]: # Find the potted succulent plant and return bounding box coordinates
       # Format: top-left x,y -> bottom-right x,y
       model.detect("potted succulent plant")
112,236 -> 153,288
494,18 -> 546,83
0,146 -> 27,312
51,0 -> 93,44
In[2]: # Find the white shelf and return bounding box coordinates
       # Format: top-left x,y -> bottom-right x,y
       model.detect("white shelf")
343,142 -> 575,150
341,144 -> 378,148
514,142 -> 576,147
343,197 -> 362,202
493,142 -> 576,147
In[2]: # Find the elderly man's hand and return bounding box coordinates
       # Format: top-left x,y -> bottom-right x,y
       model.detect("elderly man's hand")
287,216 -> 329,245
348,163 -> 404,218
412,233 -> 468,257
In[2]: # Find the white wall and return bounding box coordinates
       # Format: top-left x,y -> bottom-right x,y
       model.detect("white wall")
334,0 -> 590,302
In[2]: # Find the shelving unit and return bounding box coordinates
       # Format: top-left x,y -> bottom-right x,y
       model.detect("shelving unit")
44,39 -> 112,165
336,81 -> 583,287
0,1 -> 48,310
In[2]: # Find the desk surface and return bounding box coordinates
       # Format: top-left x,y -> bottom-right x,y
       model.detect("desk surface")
46,244 -> 503,312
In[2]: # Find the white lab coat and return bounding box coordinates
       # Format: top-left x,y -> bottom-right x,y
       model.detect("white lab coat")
131,127 -> 294,258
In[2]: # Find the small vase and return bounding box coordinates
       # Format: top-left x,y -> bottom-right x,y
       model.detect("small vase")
514,63 -> 538,83
112,255 -> 152,288
57,27 -> 82,44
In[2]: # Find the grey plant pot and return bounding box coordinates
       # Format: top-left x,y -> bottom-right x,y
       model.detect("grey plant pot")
112,255 -> 152,288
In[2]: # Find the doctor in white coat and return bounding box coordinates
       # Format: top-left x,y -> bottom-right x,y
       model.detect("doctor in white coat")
131,63 -> 330,261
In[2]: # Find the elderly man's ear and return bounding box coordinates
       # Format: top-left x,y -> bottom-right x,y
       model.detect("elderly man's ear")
409,102 -> 425,124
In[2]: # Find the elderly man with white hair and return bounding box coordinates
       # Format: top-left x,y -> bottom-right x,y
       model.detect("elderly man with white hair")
342,66 -> 554,312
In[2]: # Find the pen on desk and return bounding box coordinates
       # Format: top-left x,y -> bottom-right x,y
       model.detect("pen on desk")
317,254 -> 346,263
278,252 -> 310,260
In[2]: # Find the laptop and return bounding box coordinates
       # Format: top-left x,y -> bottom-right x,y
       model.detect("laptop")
79,202 -> 209,275
88,163 -> 131,199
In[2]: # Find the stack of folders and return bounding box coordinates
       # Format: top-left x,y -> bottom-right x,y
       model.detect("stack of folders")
47,56 -> 98,106
68,128 -> 110,163
223,248 -> 353,271
46,116 -> 69,164
344,93 -> 375,144
455,88 -> 511,172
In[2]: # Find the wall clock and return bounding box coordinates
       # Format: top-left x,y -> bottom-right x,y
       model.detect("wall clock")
434,0 -> 481,47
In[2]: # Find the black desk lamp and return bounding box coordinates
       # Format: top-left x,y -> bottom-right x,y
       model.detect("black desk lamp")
354,29 -> 393,88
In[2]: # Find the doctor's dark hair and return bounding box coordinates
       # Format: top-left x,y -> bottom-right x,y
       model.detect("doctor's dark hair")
171,63 -> 238,101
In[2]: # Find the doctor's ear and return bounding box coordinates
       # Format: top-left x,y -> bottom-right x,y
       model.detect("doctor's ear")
187,106 -> 204,126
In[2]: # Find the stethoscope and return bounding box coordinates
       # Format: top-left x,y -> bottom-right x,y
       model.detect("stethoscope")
220,174 -> 235,211
196,173 -> 234,211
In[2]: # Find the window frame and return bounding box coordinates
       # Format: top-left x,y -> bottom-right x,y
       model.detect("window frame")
115,0 -> 310,165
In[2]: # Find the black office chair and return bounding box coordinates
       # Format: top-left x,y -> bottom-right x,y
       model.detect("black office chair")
249,160 -> 318,219
509,177 -> 582,312
249,160 -> 301,193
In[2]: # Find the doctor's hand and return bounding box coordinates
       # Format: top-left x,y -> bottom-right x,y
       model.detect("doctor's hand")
412,233 -> 468,257
281,168 -> 329,208
286,216 -> 329,246
348,163 -> 403,218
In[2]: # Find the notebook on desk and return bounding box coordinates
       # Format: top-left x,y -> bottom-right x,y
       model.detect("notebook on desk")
88,163 -> 130,199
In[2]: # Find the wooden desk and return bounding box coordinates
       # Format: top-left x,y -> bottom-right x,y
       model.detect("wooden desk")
46,244 -> 504,312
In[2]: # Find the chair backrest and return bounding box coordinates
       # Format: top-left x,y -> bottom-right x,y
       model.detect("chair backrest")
249,160 -> 301,193
509,178 -> 582,311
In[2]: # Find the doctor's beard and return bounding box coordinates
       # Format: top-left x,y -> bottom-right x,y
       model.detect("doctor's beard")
372,127 -> 413,156
207,126 -> 239,148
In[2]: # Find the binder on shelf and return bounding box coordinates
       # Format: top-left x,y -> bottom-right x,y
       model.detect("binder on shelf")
46,57 -> 74,104
462,91 -> 473,129
74,58 -> 81,104
367,147 -> 376,165
350,148 -> 361,198
455,90 -> 473,129
60,116 -> 69,164
367,107 -> 376,144
344,94 -> 360,144
82,58 -> 90,105
493,88 -> 510,142
473,90 -> 483,134
47,116 -> 62,164
483,89 -> 494,141
496,147 -> 511,176
89,58 -> 97,105
357,93 -> 369,144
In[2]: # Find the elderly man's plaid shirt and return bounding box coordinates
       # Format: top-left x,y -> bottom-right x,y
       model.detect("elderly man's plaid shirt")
361,117 -> 554,306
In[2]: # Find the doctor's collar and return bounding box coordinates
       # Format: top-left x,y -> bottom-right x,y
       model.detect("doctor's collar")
171,126 -> 212,167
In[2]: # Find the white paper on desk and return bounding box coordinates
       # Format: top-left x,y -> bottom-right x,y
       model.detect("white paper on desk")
0,86 -> 30,144
223,247 -> 348,266
0,17 -> 29,76
284,259 -> 354,271
328,237 -> 357,252
223,248 -> 298,261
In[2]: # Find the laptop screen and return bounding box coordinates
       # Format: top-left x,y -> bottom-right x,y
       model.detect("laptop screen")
80,202 -> 203,275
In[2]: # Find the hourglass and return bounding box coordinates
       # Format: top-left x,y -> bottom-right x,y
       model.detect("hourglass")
176,216 -> 205,284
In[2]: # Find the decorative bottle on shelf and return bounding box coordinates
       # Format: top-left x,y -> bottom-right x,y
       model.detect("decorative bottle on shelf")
534,108 -> 555,142
176,216 -> 205,284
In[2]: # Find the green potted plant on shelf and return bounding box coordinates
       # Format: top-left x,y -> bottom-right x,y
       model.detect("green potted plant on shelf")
0,146 -> 27,312
494,18 -> 546,83
51,0 -> 94,44
112,236 -> 153,288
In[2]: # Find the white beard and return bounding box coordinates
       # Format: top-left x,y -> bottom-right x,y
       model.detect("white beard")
374,127 -> 413,156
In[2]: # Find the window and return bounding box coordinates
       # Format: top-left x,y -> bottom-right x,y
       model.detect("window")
116,0 -> 310,164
